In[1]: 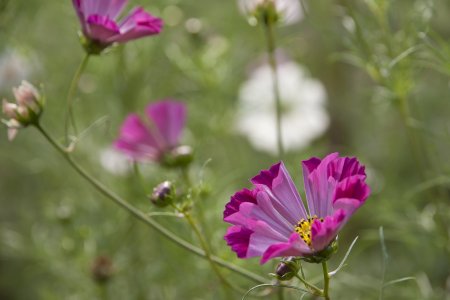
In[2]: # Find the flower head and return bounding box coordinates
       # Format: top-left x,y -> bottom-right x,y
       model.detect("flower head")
238,0 -> 303,26
2,81 -> 43,141
114,100 -> 187,165
223,153 -> 370,264
236,59 -> 329,154
72,0 -> 163,54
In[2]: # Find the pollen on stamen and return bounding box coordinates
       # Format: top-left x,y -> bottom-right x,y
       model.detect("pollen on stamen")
294,216 -> 320,247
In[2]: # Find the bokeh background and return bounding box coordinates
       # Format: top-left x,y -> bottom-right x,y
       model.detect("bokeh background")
1,0 -> 449,299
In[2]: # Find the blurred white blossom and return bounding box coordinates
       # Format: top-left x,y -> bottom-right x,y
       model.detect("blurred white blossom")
236,60 -> 329,154
238,0 -> 303,25
0,49 -> 34,91
100,148 -> 132,176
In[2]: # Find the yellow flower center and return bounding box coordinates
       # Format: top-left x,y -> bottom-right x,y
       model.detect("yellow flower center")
294,216 -> 324,247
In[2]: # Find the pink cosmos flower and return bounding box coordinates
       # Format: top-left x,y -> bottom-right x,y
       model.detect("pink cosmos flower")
223,153 -> 370,264
114,100 -> 186,163
72,0 -> 163,48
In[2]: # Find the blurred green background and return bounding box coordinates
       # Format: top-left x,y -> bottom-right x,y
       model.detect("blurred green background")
0,0 -> 449,299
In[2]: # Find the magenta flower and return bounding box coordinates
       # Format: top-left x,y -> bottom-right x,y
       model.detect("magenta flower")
114,100 -> 186,163
223,153 -> 370,264
72,0 -> 163,51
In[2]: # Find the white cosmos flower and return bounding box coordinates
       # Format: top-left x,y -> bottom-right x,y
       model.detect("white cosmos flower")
236,60 -> 329,155
100,148 -> 132,176
238,0 -> 303,25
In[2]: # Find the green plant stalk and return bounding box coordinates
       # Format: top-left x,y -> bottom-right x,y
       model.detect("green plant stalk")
294,274 -> 323,297
263,19 -> 284,159
64,53 -> 90,145
322,261 -> 331,300
184,212 -> 236,294
34,123 -> 267,285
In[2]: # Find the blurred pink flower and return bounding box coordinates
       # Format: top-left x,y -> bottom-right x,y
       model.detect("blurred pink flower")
224,153 -> 371,264
114,100 -> 186,163
72,0 -> 163,49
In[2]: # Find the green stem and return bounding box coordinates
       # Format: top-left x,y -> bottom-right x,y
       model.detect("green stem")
184,213 -> 234,293
34,124 -> 266,285
263,19 -> 284,159
294,274 -> 323,296
322,261 -> 330,300
64,53 -> 90,145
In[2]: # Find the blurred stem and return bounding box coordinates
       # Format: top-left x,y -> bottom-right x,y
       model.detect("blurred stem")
263,19 -> 284,159
34,123 -> 267,285
184,212 -> 236,294
64,53 -> 90,145
322,262 -> 330,300
294,274 -> 323,296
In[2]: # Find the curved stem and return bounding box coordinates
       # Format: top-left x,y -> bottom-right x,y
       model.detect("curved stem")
263,19 -> 284,159
34,124 -> 267,285
294,274 -> 323,296
64,53 -> 90,145
322,261 -> 331,300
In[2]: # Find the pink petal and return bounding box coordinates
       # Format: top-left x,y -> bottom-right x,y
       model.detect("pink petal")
111,7 -> 163,43
224,226 -> 253,258
223,188 -> 258,219
310,210 -> 346,251
251,162 -> 308,224
86,15 -> 120,43
114,114 -> 160,161
261,233 -> 312,264
144,100 -> 186,150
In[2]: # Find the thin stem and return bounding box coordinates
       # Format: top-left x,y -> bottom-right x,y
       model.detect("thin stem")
64,53 -> 90,145
322,261 -> 330,300
294,274 -> 323,296
184,212 -> 235,294
263,19 -> 284,159
34,124 -> 266,285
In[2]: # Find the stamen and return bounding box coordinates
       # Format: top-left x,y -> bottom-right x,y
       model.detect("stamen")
293,216 -> 321,247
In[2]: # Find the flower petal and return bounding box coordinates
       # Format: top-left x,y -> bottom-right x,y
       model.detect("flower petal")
114,114 -> 160,161
251,162 -> 308,223
86,15 -> 120,43
144,100 -> 186,150
223,188 -> 257,219
261,233 -> 312,264
111,7 -> 163,43
310,210 -> 346,251
224,226 -> 253,258
333,175 -> 370,216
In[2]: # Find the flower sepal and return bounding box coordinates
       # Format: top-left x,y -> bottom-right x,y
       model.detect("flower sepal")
161,145 -> 194,169
79,32 -> 110,55
254,1 -> 280,26
301,239 -> 338,264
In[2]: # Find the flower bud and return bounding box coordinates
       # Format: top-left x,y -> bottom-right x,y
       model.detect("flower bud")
162,145 -> 194,168
150,181 -> 175,207
2,81 -> 44,140
91,256 -> 114,284
273,256 -> 300,281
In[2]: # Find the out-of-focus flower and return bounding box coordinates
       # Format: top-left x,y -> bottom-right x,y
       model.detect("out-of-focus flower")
238,0 -> 303,26
0,49 -> 34,91
223,153 -> 371,264
91,256 -> 114,283
2,81 -> 43,141
99,147 -> 132,176
236,60 -> 329,155
72,0 -> 163,54
114,100 -> 187,165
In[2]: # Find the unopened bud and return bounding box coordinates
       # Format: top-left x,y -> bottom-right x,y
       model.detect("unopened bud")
273,257 -> 299,281
150,181 -> 175,207
162,145 -> 194,168
91,256 -> 114,284
2,81 -> 44,140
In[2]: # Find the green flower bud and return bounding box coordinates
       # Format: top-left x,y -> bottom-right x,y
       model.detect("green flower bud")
273,256 -> 300,281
